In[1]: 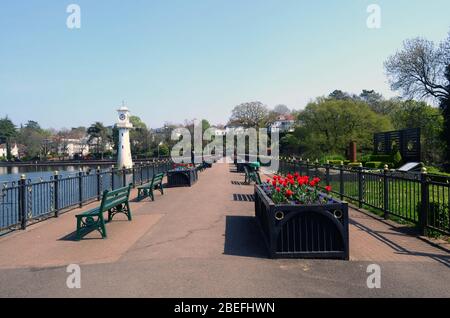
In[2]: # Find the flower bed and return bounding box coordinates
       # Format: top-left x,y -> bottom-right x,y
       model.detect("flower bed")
167,166 -> 198,187
255,173 -> 349,260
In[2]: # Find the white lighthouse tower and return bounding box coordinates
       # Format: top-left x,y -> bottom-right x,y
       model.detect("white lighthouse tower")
116,104 -> 133,169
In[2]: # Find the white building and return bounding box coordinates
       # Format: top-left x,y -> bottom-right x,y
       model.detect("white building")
0,143 -> 20,158
268,115 -> 296,133
58,138 -> 90,159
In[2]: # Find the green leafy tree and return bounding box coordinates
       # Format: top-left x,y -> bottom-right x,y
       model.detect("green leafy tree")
389,100 -> 444,164
17,121 -> 51,160
299,98 -> 393,157
87,122 -> 112,159
0,117 -> 17,159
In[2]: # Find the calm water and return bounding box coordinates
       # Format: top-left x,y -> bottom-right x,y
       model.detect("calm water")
0,165 -> 107,184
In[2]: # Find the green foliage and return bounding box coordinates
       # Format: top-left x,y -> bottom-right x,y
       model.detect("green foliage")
365,161 -> 384,169
0,117 -> 17,159
299,98 -> 393,158
389,100 -> 444,164
392,150 -> 403,167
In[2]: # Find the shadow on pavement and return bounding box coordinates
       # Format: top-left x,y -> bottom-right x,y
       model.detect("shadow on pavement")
224,215 -> 268,258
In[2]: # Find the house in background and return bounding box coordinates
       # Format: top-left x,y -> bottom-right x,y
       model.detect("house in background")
268,114 -> 297,134
0,143 -> 21,159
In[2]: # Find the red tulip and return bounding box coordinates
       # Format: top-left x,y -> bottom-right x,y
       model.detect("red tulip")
276,187 -> 281,193
325,185 -> 332,192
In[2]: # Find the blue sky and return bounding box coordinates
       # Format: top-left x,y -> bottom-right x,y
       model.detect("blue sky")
1,0 -> 449,129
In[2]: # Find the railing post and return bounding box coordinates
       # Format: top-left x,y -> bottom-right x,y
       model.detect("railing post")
140,163 -> 144,185
122,168 -> 126,187
357,165 -> 363,208
111,165 -> 115,190
419,167 -> 429,235
339,162 -> 344,201
132,165 -> 136,188
18,174 -> 27,230
96,166 -> 101,201
315,159 -> 319,178
325,161 -> 330,186
78,170 -> 83,208
383,164 -> 389,219
306,159 -> 310,178
53,171 -> 59,217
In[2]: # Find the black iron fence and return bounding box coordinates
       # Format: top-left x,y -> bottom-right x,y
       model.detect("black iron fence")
0,159 -> 172,233
278,158 -> 450,236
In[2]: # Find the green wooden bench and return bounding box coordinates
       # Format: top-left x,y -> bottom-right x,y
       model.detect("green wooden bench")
75,184 -> 132,240
137,173 -> 165,201
244,165 -> 262,185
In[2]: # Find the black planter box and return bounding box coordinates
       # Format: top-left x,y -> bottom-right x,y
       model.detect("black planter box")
167,168 -> 198,187
254,185 -> 349,260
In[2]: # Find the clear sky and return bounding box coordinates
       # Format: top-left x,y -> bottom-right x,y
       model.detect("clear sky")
1,0 -> 449,129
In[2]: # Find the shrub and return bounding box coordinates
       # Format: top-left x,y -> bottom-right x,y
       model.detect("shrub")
365,161 -> 384,169
328,160 -> 344,165
417,201 -> 449,237
369,155 -> 392,162
392,150 -> 403,168
347,162 -> 362,167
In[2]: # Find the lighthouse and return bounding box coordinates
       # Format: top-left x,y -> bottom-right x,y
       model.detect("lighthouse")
116,105 -> 133,169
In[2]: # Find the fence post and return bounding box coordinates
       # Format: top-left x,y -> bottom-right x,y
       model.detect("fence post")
383,164 -> 389,219
325,161 -> 330,186
53,171 -> 59,217
306,159 -> 310,178
122,168 -> 126,187
96,166 -> 101,201
339,162 -> 344,201
111,165 -> 115,190
419,167 -> 429,235
315,159 -> 319,177
357,165 -> 363,208
78,170 -> 83,208
140,163 -> 144,185
132,165 -> 136,188
19,174 -> 27,230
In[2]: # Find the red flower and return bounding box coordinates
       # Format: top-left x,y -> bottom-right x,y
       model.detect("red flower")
285,189 -> 293,197
294,172 -> 300,178
325,185 -> 332,192
266,178 -> 271,183
272,180 -> 277,187
287,174 -> 293,180
289,179 -> 295,185
276,187 -> 281,193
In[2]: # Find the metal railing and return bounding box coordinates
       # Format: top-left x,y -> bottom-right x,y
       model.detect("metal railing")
0,159 -> 172,233
278,158 -> 450,236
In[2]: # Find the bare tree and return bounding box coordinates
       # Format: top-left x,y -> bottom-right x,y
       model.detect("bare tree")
385,36 -> 450,100
273,104 -> 291,115
229,101 -> 269,128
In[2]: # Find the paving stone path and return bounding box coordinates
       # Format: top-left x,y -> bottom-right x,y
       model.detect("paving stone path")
0,163 -> 448,297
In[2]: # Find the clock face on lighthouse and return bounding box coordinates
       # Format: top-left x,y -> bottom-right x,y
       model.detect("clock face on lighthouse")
119,113 -> 126,121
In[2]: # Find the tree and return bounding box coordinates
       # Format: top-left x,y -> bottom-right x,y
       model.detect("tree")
273,104 -> 290,115
87,122 -> 111,159
442,65 -> 450,169
385,31 -> 450,170
390,100 -> 444,164
385,36 -> 449,100
299,98 -> 392,157
360,90 -> 384,112
16,121 -> 51,159
229,101 -> 269,128
328,90 -> 351,100
0,117 -> 17,159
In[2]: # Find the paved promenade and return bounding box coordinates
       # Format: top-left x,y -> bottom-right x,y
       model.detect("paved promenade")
0,163 -> 448,297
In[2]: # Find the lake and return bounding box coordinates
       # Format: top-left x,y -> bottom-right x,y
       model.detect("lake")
0,165 -> 109,184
